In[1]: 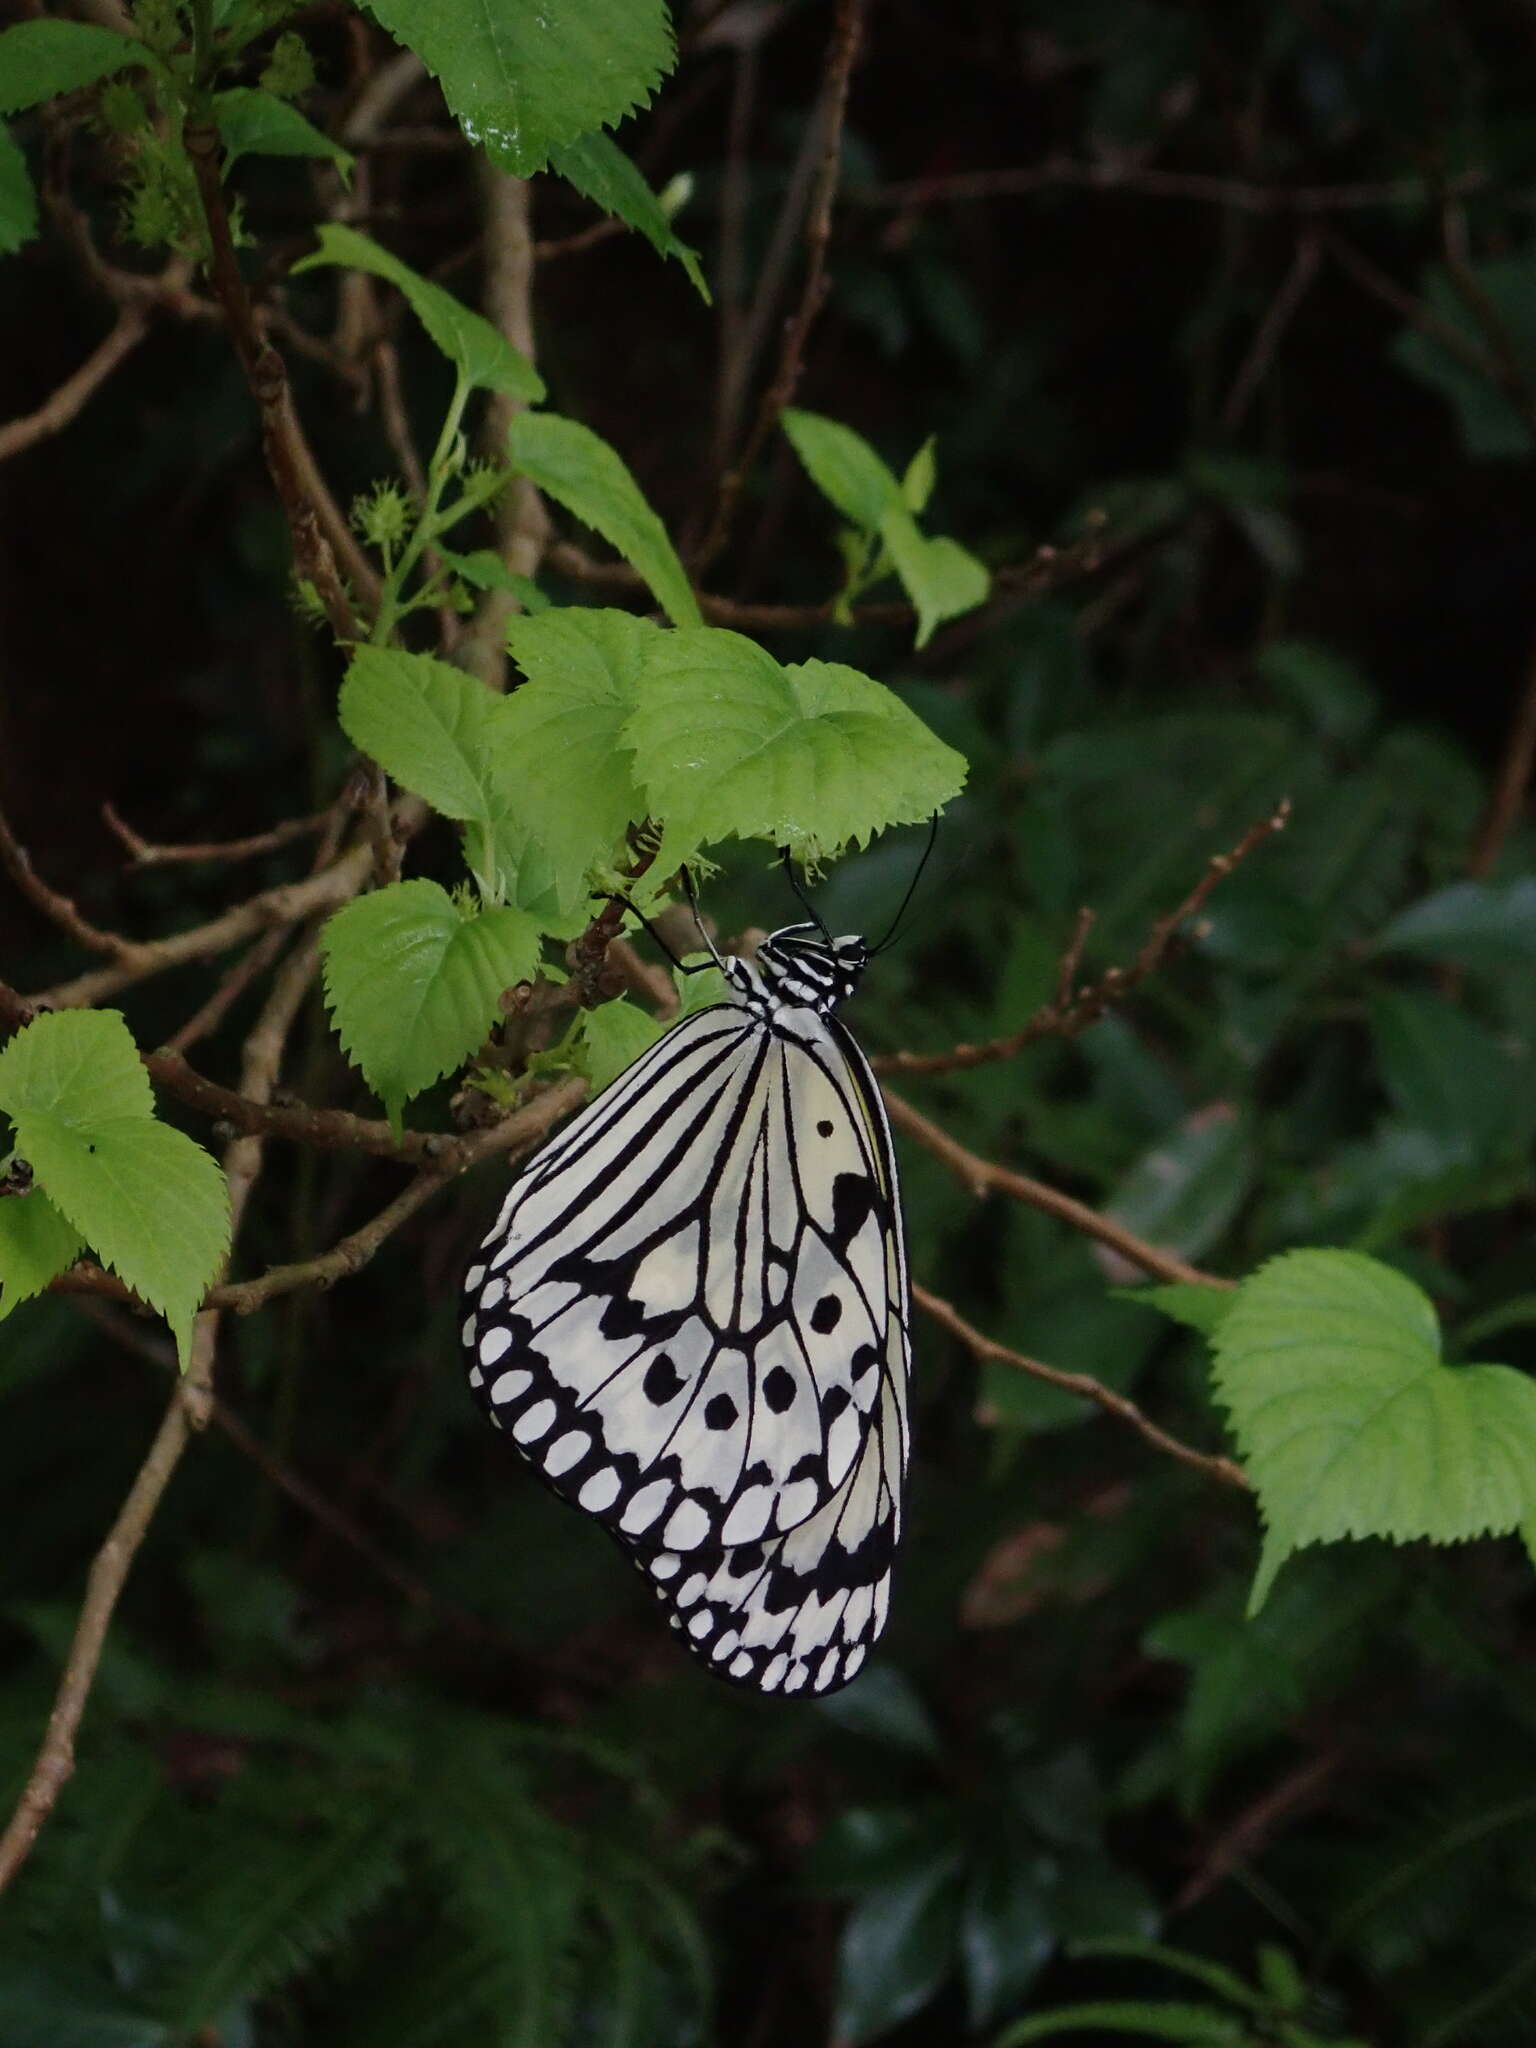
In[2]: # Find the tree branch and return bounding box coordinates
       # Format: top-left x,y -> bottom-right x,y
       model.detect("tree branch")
101,800 -> 334,869
0,306 -> 151,465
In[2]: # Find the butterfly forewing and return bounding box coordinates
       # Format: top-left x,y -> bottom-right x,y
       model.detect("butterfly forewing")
463,920 -> 912,1696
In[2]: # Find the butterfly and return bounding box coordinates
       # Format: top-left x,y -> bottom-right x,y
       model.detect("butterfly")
460,869 -> 912,1697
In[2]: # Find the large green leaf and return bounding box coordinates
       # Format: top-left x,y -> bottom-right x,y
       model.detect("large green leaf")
550,130 -> 708,301
321,881 -> 542,1122
338,648 -> 497,824
292,225 -> 543,400
0,1005 -> 154,1127
577,998 -> 663,1094
1212,1249 -> 1536,1610
0,1190 -> 83,1322
0,19 -> 146,114
507,412 -> 699,626
624,630 -> 968,859
362,0 -> 674,178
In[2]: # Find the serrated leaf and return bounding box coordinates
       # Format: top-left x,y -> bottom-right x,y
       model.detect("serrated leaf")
475,794 -> 587,932
550,130 -> 708,301
292,224 -> 543,400
579,999 -> 663,1093
215,87 -> 354,177
0,19 -> 147,115
338,647 -> 497,823
507,412 -> 699,626
0,1191 -> 83,1321
878,504 -> 991,648
0,122 -> 37,256
0,1007 -> 154,1127
321,881 -> 542,1121
782,408 -> 901,531
624,631 -> 968,860
438,547 -> 549,611
363,0 -> 674,177
17,1117 -> 228,1366
1118,1282 -> 1236,1339
1375,877 -> 1536,973
1211,1250 -> 1536,1611
494,607 -> 656,883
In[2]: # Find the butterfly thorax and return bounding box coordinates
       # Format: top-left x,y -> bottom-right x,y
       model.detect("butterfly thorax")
725,924 -> 867,1025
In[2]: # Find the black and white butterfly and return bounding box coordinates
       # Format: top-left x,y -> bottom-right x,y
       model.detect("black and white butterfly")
461,875 -> 912,1698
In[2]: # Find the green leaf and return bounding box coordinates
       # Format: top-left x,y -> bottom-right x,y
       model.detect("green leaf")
1211,1249 -> 1536,1611
815,1666 -> 941,1758
832,1852 -> 963,2045
507,412 -> 700,626
578,999 -> 663,1093
338,647 -> 497,823
958,1840 -> 1053,2024
214,88 -> 354,176
321,881 -> 542,1121
0,19 -> 146,115
494,607 -> 656,880
1369,989 -> 1532,1157
20,1118 -> 228,1367
362,0 -> 674,177
1105,1112 -> 1252,1262
1375,877 -> 1536,973
878,503 -> 991,648
994,2001 -> 1246,2045
1119,1282 -> 1236,1340
902,435 -> 937,514
438,547 -> 549,611
292,224 -> 544,401
550,130 -> 708,301
0,1191 -> 83,1321
1391,258 -> 1536,460
782,408 -> 902,531
0,121 -> 37,255
0,1006 -> 153,1127
624,631 -> 968,860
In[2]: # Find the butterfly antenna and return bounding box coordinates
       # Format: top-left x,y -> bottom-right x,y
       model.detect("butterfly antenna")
778,847 -> 836,947
869,814 -> 941,955
680,867 -> 729,973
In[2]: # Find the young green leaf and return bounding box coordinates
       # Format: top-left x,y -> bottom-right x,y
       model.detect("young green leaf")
1374,877 -> 1536,973
338,648 -> 497,824
0,1191 -> 84,1321
321,881 -> 542,1123
624,632 -> 968,859
878,505 -> 991,648
494,608 -> 658,882
578,999 -> 663,1094
214,89 -> 355,177
0,18 -> 146,115
507,413 -> 700,627
902,436 -> 937,514
1118,1282 -> 1236,1340
782,408 -> 902,531
292,225 -> 544,401
0,122 -> 37,256
437,548 -> 549,611
0,1004 -> 154,1126
363,0 -> 674,177
550,131 -> 708,301
1212,1249 -> 1536,1611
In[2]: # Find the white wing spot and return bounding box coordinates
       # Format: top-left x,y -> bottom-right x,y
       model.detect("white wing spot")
489,1367 -> 532,1406
676,1573 -> 707,1608
663,1499 -> 711,1551
721,1486 -> 772,1545
480,1276 -> 506,1311
649,1550 -> 681,1580
478,1326 -> 512,1368
544,1430 -> 588,1477
730,1651 -> 755,1680
687,1609 -> 713,1640
464,1264 -> 486,1291
511,1399 -> 556,1445
620,1477 -> 673,1536
578,1468 -> 621,1512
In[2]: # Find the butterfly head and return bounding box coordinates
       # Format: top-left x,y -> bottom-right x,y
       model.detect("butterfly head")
752,923 -> 868,1015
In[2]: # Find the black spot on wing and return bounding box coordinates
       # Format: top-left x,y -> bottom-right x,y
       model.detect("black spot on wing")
763,1365 -> 797,1413
828,1172 -> 878,1251
643,1352 -> 685,1405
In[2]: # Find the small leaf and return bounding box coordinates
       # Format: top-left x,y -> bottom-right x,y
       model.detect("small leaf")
550,130 -> 709,301
1369,988 -> 1531,1156
815,1666 -> 941,1758
624,630 -> 968,860
338,647 -> 497,823
1104,1111 -> 1252,1262
0,1191 -> 83,1321
0,121 -> 38,255
0,19 -> 146,115
363,0 -> 675,177
214,88 -> 354,175
18,1117 -> 229,1365
878,504 -> 991,648
321,881 -> 542,1121
292,224 -> 543,400
1211,1249 -> 1536,1610
438,547 -> 549,611
1118,1282 -> 1236,1340
958,1840 -> 1054,2024
1375,877 -> 1536,973
494,607 -> 657,881
0,1007 -> 154,1127
994,2001 -> 1246,2045
507,412 -> 700,626
782,407 -> 901,531
902,435 -> 937,514
578,998 -> 662,1093
832,1852 -> 964,2045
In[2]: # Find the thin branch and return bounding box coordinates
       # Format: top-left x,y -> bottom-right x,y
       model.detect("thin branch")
914,1283 -> 1247,1491
0,801 -> 143,962
1173,1748 -> 1342,1912
1222,232 -> 1321,431
1470,634 -> 1536,877
101,800 -> 333,869
697,0 -> 866,567
857,161 -> 1486,215
884,1089 -> 1232,1292
875,801 -> 1291,1077
0,307 -> 151,465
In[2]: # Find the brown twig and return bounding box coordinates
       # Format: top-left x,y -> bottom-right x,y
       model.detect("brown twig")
884,1090 -> 1233,1292
1470,635 -> 1536,877
1222,232 -> 1322,431
0,307 -> 151,464
914,1283 -> 1247,1491
101,801 -> 333,869
876,802 -> 1291,1077
1325,231 -> 1523,414
857,161 -> 1485,215
697,0 -> 866,567
1174,1749 -> 1343,1911
185,122 -> 362,637
0,801 -> 144,962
